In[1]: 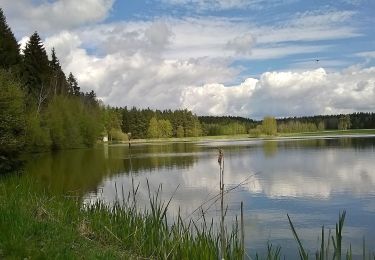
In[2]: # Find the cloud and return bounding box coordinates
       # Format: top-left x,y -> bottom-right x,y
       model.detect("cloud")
255,10 -> 360,44
226,33 -> 256,55
38,13 -> 374,118
160,0 -> 296,11
181,67 -> 375,118
356,51 -> 375,59
161,11 -> 359,61
180,78 -> 257,115
7,1 -> 371,119
43,25 -> 237,110
1,0 -> 114,36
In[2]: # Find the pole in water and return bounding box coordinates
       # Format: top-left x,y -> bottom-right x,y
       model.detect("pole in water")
128,132 -> 132,147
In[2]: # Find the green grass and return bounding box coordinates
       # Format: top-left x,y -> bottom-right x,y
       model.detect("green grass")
118,134 -> 251,144
0,174 -> 243,259
1,173 -> 374,259
109,129 -> 375,145
278,129 -> 375,138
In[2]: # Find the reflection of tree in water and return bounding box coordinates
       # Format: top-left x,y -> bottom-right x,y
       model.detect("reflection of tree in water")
23,143 -> 199,195
274,137 -> 375,150
24,148 -> 123,196
262,141 -> 278,157
123,142 -> 198,173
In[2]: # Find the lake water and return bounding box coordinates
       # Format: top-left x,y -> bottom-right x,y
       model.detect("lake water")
24,136 -> 375,257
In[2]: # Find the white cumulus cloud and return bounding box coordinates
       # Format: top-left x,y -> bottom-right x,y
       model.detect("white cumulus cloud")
180,67 -> 375,118
1,0 -> 114,36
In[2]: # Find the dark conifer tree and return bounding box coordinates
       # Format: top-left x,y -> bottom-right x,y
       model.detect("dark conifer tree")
50,48 -> 60,71
67,72 -> 80,96
22,31 -> 51,107
49,48 -> 68,95
0,8 -> 21,70
84,90 -> 98,107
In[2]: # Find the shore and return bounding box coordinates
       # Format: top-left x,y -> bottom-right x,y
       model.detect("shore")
107,129 -> 375,146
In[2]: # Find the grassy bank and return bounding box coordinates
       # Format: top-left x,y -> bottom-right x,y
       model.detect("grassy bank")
0,174 -> 242,259
278,129 -> 375,138
1,173 -> 374,259
108,129 -> 375,145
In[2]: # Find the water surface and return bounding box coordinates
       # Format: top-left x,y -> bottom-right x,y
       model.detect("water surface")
24,136 -> 375,257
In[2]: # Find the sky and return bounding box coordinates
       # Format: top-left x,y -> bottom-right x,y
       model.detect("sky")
1,0 -> 375,119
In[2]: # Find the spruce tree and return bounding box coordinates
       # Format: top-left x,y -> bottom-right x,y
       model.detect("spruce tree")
22,31 -> 51,107
67,72 -> 80,96
0,8 -> 21,70
50,48 -> 60,71
50,48 -> 68,95
84,90 -> 97,106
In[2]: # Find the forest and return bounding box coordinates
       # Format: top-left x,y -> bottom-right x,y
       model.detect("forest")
1,6 -> 375,172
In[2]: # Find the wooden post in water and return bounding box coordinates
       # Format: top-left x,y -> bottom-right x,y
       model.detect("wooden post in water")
241,201 -> 244,259
127,132 -> 132,148
218,149 -> 225,259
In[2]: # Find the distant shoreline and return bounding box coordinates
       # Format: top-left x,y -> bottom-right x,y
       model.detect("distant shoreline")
106,129 -> 375,146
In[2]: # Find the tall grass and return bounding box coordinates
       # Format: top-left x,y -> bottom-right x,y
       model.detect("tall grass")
0,174 -> 244,259
1,150 -> 375,259
287,211 -> 375,260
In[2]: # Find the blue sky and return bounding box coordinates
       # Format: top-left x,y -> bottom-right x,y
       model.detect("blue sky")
2,0 -> 375,118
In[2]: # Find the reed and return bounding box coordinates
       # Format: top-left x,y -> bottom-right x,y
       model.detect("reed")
0,173 -> 244,259
1,159 -> 374,259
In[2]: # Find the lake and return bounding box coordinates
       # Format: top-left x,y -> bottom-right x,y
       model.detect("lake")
24,136 -> 375,258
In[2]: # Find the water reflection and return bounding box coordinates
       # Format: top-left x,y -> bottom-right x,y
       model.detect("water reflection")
24,137 -> 375,257
263,140 -> 278,157
24,142 -> 199,195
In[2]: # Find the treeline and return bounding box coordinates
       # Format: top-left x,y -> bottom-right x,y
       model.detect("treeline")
276,113 -> 375,132
249,113 -> 375,137
103,107 -> 203,140
0,8 -> 102,171
199,116 -> 256,136
104,110 -> 258,140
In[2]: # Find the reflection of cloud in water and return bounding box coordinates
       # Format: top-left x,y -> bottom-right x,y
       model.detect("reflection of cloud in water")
84,137 -> 375,257
87,138 -> 375,208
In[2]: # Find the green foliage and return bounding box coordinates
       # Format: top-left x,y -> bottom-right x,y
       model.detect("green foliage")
0,175 -> 243,259
49,48 -> 69,96
25,112 -> 52,152
318,121 -> 325,131
122,108 -> 202,139
276,113 -> 375,130
199,116 -> 255,136
22,32 -> 52,106
158,119 -> 173,138
109,128 -> 128,142
249,125 -> 262,137
0,8 -> 21,70
287,211 -> 357,260
278,121 -> 319,133
147,117 -> 160,138
204,122 -> 247,136
67,72 -> 80,96
262,116 -> 277,136
147,117 -> 173,138
0,70 -> 25,151
176,125 -> 185,138
0,70 -> 26,171
0,10 -> 102,155
338,115 -> 351,130
102,106 -> 123,141
45,96 -> 102,149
